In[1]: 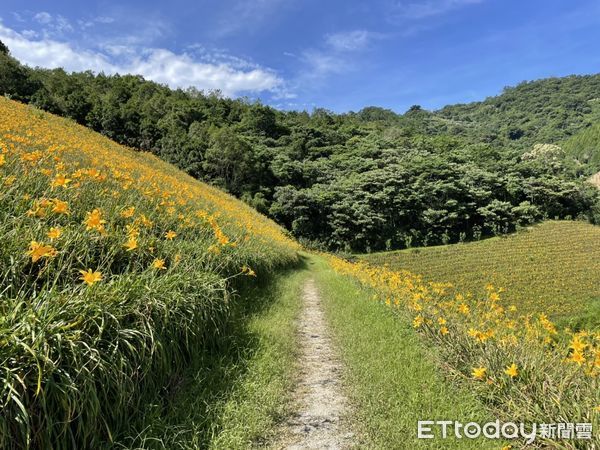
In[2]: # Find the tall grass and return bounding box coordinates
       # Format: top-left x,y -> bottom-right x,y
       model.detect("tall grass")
0,98 -> 299,449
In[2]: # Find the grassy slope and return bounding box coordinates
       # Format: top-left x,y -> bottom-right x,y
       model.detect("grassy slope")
117,262 -> 310,449
361,221 -> 600,327
310,255 -> 500,449
0,98 -> 299,448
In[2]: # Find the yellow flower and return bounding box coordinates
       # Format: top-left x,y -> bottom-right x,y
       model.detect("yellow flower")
438,317 -> 447,325
26,241 -> 58,262
413,315 -> 424,328
47,227 -> 62,240
569,336 -> 587,353
120,206 -> 135,218
458,303 -> 470,315
4,175 -> 16,186
151,258 -> 166,270
440,326 -> 449,335
165,230 -> 177,240
489,292 -> 500,302
51,174 -> 72,189
51,199 -> 70,215
0,154 -> 5,167
472,367 -> 487,380
123,237 -> 138,252
241,265 -> 256,277
504,363 -> 519,378
126,224 -> 140,238
570,351 -> 586,366
84,209 -> 106,232
79,269 -> 102,286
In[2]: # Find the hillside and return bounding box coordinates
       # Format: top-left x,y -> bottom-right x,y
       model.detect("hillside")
562,120 -> 600,172
435,75 -> 600,148
0,97 -> 298,448
360,221 -> 600,326
1,46 -> 600,252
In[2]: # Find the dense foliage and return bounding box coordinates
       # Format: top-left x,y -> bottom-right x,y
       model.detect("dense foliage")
1,40 -> 599,252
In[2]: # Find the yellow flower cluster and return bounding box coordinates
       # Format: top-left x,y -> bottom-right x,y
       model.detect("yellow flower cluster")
0,97 -> 298,287
327,255 -> 600,380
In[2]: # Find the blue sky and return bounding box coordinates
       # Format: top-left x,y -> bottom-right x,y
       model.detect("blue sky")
1,0 -> 600,113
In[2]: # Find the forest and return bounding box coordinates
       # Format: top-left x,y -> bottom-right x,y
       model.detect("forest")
2,40 -> 599,252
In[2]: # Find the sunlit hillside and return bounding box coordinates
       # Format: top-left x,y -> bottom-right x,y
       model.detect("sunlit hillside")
0,97 -> 298,448
562,120 -> 600,172
361,221 -> 600,325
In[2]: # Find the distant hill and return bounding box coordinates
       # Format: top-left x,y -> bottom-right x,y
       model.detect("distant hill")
433,75 -> 600,149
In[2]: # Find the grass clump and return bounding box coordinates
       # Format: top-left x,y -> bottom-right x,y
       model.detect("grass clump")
0,98 -> 299,449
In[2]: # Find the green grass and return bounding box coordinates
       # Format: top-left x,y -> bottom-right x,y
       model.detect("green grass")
361,221 -> 600,326
117,260 -> 310,449
310,255 -> 500,449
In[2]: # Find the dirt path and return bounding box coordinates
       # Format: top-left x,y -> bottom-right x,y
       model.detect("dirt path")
273,279 -> 355,450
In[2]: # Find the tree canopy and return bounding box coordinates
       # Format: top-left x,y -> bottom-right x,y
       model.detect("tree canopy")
1,44 -> 599,251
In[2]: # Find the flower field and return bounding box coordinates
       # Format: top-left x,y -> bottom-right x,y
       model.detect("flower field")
361,221 -> 600,324
0,97 -> 299,448
328,254 -> 600,448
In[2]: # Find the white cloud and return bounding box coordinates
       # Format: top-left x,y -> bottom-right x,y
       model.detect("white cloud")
21,30 -> 39,39
301,49 -> 347,76
0,23 -> 287,97
325,30 -> 381,52
297,29 -> 383,82
33,12 -> 52,25
216,0 -> 289,37
31,12 -> 73,37
129,49 -> 282,95
393,0 -> 483,20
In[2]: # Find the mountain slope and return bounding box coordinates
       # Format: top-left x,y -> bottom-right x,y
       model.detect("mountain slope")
2,46 -> 600,251
436,74 -> 600,148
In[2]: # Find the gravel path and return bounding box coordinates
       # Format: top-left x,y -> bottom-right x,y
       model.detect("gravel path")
273,279 -> 355,449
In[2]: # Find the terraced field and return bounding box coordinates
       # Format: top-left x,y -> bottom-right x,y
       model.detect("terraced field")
361,221 -> 600,324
